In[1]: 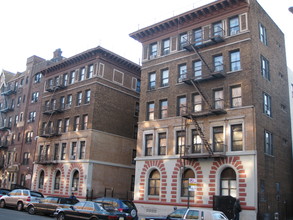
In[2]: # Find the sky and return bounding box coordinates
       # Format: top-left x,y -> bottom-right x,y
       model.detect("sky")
0,0 -> 292,73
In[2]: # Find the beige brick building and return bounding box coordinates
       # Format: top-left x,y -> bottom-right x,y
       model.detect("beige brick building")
130,0 -> 293,219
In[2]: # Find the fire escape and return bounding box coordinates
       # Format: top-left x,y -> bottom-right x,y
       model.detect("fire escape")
36,76 -> 67,165
181,28 -> 227,159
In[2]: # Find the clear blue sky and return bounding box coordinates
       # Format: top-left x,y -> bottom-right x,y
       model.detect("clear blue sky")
0,0 -> 292,73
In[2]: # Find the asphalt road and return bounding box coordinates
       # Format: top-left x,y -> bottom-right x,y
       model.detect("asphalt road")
0,207 -> 52,220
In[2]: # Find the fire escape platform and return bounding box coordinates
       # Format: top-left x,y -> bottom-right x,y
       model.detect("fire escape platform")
182,109 -> 227,118
182,71 -> 225,84
181,153 -> 226,159
183,36 -> 225,52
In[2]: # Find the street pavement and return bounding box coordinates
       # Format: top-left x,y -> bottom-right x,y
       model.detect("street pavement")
0,207 -> 52,220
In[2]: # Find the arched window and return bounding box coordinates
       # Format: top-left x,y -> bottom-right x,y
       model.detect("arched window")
220,167 -> 237,197
181,168 -> 195,197
148,170 -> 160,196
54,170 -> 61,190
72,170 -> 79,191
38,170 -> 44,189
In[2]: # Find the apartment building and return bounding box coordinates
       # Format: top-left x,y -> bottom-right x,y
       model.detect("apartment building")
31,46 -> 141,200
130,0 -> 293,219
0,55 -> 49,189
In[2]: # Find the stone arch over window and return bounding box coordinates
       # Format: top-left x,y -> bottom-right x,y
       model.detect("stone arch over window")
54,170 -> 61,190
71,170 -> 79,192
148,169 -> 160,196
138,160 -> 167,202
181,168 -> 195,197
38,170 -> 44,189
220,167 -> 237,197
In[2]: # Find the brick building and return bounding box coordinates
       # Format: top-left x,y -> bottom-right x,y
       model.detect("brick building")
0,46 -> 141,201
130,0 -> 293,219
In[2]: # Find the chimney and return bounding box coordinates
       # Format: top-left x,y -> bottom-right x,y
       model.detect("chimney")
52,49 -> 63,62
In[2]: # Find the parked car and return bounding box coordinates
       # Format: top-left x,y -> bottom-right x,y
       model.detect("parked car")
142,208 -> 228,220
26,196 -> 79,216
0,189 -> 10,198
0,189 -> 44,211
93,197 -> 138,220
54,200 -> 133,220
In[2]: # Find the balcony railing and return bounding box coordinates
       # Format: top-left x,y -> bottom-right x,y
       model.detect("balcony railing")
43,103 -> 65,115
1,86 -> 16,96
0,105 -> 14,113
181,143 -> 226,159
35,155 -> 58,165
45,78 -> 67,92
0,122 -> 12,131
39,127 -> 62,138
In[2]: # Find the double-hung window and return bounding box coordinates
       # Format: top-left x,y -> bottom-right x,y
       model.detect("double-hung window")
177,96 -> 187,116
79,67 -> 85,81
178,64 -> 187,82
69,71 -> 75,84
259,23 -> 267,45
147,102 -> 155,121
231,124 -> 243,151
263,93 -> 272,117
148,72 -> 156,90
214,89 -> 224,109
159,100 -> 168,119
193,60 -> 202,78
87,64 -> 94,78
264,130 -> 273,155
162,39 -> 170,55
229,16 -> 240,35
213,126 -> 224,152
230,50 -> 241,71
161,69 -> 169,87
150,43 -> 157,59
213,21 -> 223,37
193,94 -> 202,112
76,92 -> 82,106
214,55 -> 223,72
193,28 -> 202,46
145,134 -> 153,156
231,85 -> 242,108
192,130 -> 202,153
158,133 -> 167,155
261,55 -> 270,80
179,33 -> 188,50
176,130 -> 185,154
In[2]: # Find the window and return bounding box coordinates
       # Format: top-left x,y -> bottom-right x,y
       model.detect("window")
158,133 -> 167,155
181,169 -> 195,197
23,152 -> 30,165
82,114 -> 88,130
25,131 -> 33,143
64,118 -> 70,132
39,170 -> 44,189
261,55 -> 270,80
17,96 -> 22,106
145,134 -> 153,156
213,21 -> 223,37
176,130 -> 185,154
214,55 -> 223,72
67,94 -> 72,108
87,64 -> 94,78
231,86 -> 242,108
263,93 -> 272,117
193,28 -> 202,45
192,94 -> 202,112
230,50 -> 241,71
28,111 -> 36,122
179,33 -> 188,50
178,64 -> 187,82
150,43 -> 157,58
213,126 -> 224,152
148,170 -> 160,195
31,92 -> 39,103
79,141 -> 86,159
134,102 -> 139,117
61,143 -> 66,160
76,92 -> 82,106
193,60 -> 202,78
259,23 -> 267,45
136,79 -> 141,92
214,89 -> 224,109
72,170 -> 79,191
20,174 -> 25,187
161,69 -> 169,87
148,72 -> 156,90
74,116 -> 80,131
69,71 -> 75,84
231,124 -> 243,151
229,16 -> 240,35
54,171 -> 61,190
147,102 -> 155,121
192,130 -> 202,153
54,144 -> 59,160
63,73 -> 68,86
265,130 -> 273,155
79,67 -> 85,81
220,168 -> 237,197
177,96 -> 187,116
57,120 -> 62,134
159,100 -> 168,119
71,142 -> 77,160
162,39 -> 170,55
85,90 -> 91,104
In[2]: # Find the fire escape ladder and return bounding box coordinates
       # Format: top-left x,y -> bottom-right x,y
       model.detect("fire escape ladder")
190,79 -> 213,109
191,116 -> 214,156
189,44 -> 213,74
